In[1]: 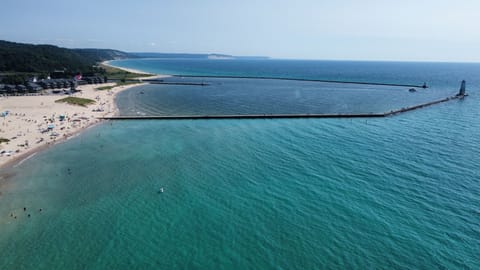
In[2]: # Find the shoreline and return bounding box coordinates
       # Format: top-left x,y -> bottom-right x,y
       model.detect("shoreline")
0,82 -> 145,171
102,60 -> 152,75
102,60 -> 170,80
1,59 -> 167,171
0,120 -> 105,172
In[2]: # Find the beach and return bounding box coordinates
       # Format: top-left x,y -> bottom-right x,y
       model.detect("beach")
102,60 -> 150,75
102,60 -> 169,81
0,82 -> 144,169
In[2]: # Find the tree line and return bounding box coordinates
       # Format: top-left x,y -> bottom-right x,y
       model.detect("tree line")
0,40 -> 132,83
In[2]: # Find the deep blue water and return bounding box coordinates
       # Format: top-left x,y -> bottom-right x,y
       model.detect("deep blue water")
110,58 -> 480,89
0,59 -> 479,269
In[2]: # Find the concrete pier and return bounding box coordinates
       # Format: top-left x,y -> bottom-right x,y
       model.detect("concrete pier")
112,75 -> 427,88
100,94 -> 465,121
147,81 -> 209,86
101,113 -> 386,120
171,75 -> 428,88
109,79 -> 209,86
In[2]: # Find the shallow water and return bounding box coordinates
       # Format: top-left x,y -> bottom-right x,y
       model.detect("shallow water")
116,77 -> 447,116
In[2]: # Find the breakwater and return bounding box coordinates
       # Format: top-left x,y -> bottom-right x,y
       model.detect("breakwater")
101,94 -> 465,121
109,79 -> 209,86
147,81 -> 209,86
172,75 -> 428,88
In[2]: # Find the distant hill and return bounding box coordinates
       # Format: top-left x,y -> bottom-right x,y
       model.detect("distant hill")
130,52 -> 269,60
0,40 -> 132,73
0,39 -> 269,75
130,52 -> 232,59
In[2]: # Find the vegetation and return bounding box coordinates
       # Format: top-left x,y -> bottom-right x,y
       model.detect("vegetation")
96,85 -> 115,91
95,64 -> 153,90
0,73 -> 35,84
0,40 -> 158,86
96,81 -> 143,91
55,97 -> 96,107
0,138 -> 10,144
0,40 -> 133,77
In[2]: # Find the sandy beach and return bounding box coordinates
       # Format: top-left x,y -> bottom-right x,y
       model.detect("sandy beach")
102,61 -> 169,80
102,60 -> 150,75
0,82 -> 143,169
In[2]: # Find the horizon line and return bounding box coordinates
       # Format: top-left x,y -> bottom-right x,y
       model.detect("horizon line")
3,39 -> 480,64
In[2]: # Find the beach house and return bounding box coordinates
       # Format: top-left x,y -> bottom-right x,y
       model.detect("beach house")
4,85 -> 16,94
26,82 -> 43,93
15,84 -> 27,94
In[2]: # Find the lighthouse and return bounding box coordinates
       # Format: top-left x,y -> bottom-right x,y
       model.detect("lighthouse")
457,80 -> 466,96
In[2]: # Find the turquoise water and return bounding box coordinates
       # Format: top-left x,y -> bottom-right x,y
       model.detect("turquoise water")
1,59 -> 479,269
115,77 -> 446,116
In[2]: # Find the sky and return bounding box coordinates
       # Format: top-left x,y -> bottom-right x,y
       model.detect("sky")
1,0 -> 479,62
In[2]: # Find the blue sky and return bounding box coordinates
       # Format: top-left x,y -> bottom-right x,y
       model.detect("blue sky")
1,0 -> 479,62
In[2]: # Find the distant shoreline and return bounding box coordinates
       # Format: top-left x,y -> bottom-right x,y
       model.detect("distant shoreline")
102,60 -> 152,75
101,60 -> 170,80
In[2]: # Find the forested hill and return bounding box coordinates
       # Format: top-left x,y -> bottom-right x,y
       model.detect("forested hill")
0,40 -> 132,73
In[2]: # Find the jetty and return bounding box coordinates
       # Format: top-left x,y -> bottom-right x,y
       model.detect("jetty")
114,75 -> 427,88
145,81 -> 209,86
101,95 -> 466,121
101,113 -> 386,120
171,75 -> 428,89
100,81 -> 467,121
109,79 -> 209,86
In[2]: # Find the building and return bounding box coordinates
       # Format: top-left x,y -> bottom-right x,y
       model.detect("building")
26,82 -> 43,93
38,80 -> 54,89
16,84 -> 27,94
83,76 -> 105,84
4,84 -> 16,94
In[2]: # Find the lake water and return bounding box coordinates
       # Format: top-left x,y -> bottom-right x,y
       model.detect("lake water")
1,59 -> 479,269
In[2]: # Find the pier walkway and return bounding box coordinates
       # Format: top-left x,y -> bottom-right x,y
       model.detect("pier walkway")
100,94 -> 465,121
